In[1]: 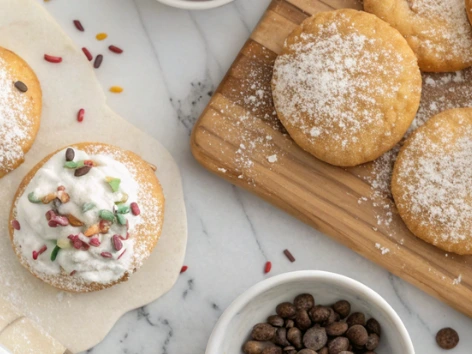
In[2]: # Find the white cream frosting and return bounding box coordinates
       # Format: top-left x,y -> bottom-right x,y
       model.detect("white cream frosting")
13,148 -> 142,284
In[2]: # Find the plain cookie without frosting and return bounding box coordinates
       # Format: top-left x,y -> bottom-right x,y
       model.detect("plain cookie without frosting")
392,108 -> 472,255
271,9 -> 421,167
364,0 -> 472,72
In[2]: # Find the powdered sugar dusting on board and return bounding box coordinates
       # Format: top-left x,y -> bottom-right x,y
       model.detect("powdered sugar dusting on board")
0,57 -> 31,173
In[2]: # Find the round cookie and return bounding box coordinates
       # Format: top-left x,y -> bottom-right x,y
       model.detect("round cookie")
0,47 -> 42,177
9,142 -> 165,292
392,108 -> 472,255
364,0 -> 472,72
271,9 -> 421,167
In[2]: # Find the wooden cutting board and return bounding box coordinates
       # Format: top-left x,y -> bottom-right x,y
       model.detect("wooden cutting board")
191,0 -> 472,318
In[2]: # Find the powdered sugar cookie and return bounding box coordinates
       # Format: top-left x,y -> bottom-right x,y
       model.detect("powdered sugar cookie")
0,47 -> 42,177
9,143 -> 165,292
364,0 -> 472,72
271,9 -> 421,167
392,108 -> 472,255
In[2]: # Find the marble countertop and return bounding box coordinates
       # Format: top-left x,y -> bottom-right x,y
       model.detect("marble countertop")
40,0 -> 470,353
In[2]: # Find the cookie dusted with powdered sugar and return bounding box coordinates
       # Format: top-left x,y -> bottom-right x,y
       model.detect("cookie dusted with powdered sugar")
392,108 -> 472,255
0,47 -> 42,177
271,9 -> 421,167
365,0 -> 472,72
9,143 -> 165,292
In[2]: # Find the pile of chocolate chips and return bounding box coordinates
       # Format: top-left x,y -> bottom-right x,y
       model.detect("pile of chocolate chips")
242,294 -> 381,354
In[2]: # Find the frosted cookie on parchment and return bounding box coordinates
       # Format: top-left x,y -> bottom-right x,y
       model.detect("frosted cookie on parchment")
364,0 -> 472,72
271,9 -> 421,167
9,143 -> 165,292
392,108 -> 472,255
0,47 -> 42,177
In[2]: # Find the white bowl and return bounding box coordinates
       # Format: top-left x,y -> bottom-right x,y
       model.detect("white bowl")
156,0 -> 235,10
206,271 -> 415,354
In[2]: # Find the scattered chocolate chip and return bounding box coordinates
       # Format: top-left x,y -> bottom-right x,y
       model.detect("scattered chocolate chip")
295,309 -> 311,331
366,318 -> 381,336
14,80 -> 28,92
94,54 -> 103,69
332,300 -> 351,319
294,294 -> 314,311
436,327 -> 459,350
346,325 -> 368,346
276,302 -> 296,319
324,307 -> 340,325
251,323 -> 276,341
285,319 -> 294,328
268,315 -> 285,327
287,327 -> 302,349
283,249 -> 296,262
274,328 -> 290,347
328,337 -> 349,354
303,326 -> 327,351
346,312 -> 366,327
365,333 -> 380,351
243,341 -> 276,354
309,306 -> 330,323
65,148 -> 75,162
282,346 -> 296,354
74,165 -> 92,177
326,321 -> 348,336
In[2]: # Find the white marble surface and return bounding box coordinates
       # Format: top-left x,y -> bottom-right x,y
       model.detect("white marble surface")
38,0 -> 471,353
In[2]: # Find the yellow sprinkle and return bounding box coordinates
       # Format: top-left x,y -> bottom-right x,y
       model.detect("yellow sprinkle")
96,33 -> 108,41
109,86 -> 123,93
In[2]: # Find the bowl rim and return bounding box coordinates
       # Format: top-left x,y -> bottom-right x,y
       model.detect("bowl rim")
205,270 -> 415,354
156,0 -> 235,10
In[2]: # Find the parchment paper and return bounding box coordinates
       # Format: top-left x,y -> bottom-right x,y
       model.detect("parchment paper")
0,0 -> 188,352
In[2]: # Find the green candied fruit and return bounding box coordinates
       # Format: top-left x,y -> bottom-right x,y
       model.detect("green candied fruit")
64,161 -> 78,169
116,213 -> 127,225
28,192 -> 41,203
99,209 -> 115,222
82,202 -> 96,213
117,205 -> 130,214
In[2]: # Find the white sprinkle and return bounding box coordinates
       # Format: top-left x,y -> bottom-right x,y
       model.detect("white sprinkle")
267,154 -> 278,163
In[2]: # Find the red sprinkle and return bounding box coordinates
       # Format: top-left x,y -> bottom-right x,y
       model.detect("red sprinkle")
82,47 -> 93,61
83,160 -> 94,166
77,108 -> 85,123
283,249 -> 296,263
73,20 -> 84,32
130,202 -> 140,216
70,270 -> 77,276
32,251 -> 38,260
94,54 -> 103,69
180,265 -> 188,273
11,219 -> 20,230
33,245 -> 48,260
119,233 -> 130,241
112,235 -> 123,251
44,54 -> 62,63
89,238 -> 101,247
264,261 -> 272,274
101,252 -> 113,258
118,249 -> 127,259
108,45 -> 123,54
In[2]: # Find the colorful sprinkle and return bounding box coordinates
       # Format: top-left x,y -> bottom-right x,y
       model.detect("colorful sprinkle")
82,202 -> 96,213
73,20 -> 84,32
112,235 -> 123,251
109,86 -> 123,93
74,165 -> 92,177
77,108 -> 85,122
264,261 -> 272,274
118,249 -> 127,259
28,192 -> 41,203
180,265 -> 188,273
82,47 -> 93,61
117,205 -> 130,214
44,54 -> 62,63
108,45 -> 123,54
65,148 -> 75,161
50,245 -> 60,261
96,33 -> 108,41
130,202 -> 140,216
14,81 -> 28,93
116,213 -> 127,225
64,161 -> 78,169
106,177 -> 121,192
89,237 -> 101,247
70,270 -> 77,276
93,54 -> 103,69
11,219 -> 20,230
32,245 -> 47,260
101,252 -> 113,258
99,209 -> 115,222
283,249 -> 296,263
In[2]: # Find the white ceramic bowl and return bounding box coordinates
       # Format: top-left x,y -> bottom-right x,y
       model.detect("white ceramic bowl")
156,0 -> 235,10
206,271 -> 415,354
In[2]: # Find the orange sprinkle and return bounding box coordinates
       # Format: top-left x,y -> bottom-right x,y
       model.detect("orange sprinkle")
109,86 -> 123,93
96,33 -> 108,41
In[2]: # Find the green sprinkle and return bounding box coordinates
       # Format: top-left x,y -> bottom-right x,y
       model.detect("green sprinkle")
117,205 -> 130,214
27,192 -> 41,203
107,177 -> 121,192
51,245 -> 60,261
82,202 -> 96,213
99,209 -> 115,222
116,213 -> 127,225
76,160 -> 85,168
64,161 -> 78,169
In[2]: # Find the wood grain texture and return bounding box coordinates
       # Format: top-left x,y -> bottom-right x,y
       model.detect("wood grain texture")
191,0 -> 472,317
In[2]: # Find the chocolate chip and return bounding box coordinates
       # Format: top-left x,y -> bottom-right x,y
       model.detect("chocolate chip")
287,327 -> 302,349
285,319 -> 294,328
294,294 -> 315,311
94,54 -> 103,69
14,80 -> 28,92
297,350 -> 317,354
365,333 -> 380,351
346,312 -> 365,327
346,325 -> 368,346
318,348 -> 328,354
326,321 -> 348,336
251,323 -> 276,341
295,309 -> 311,331
365,318 -> 381,336
74,165 -> 92,177
268,315 -> 284,327
436,327 -> 459,349
309,306 -> 330,323
303,326 -> 327,351
328,337 -> 349,354
282,346 -> 296,354
332,300 -> 351,319
243,341 -> 276,354
324,308 -> 340,325
65,148 -> 75,162
274,328 -> 290,347
261,347 -> 282,354
276,302 -> 296,319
